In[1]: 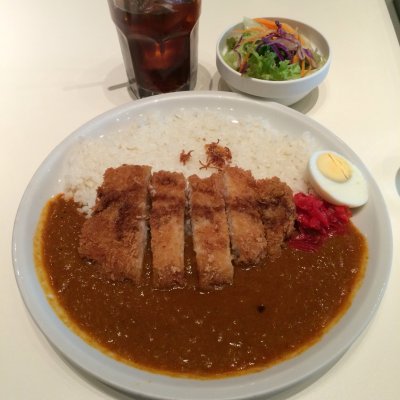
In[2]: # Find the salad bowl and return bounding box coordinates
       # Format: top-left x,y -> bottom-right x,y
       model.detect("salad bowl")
216,18 -> 331,105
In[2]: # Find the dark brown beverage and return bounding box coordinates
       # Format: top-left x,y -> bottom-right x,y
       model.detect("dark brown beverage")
108,0 -> 201,98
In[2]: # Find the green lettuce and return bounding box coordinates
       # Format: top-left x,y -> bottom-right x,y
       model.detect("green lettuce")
246,48 -> 301,81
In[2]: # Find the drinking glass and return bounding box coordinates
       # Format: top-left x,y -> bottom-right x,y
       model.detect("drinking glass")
108,0 -> 201,98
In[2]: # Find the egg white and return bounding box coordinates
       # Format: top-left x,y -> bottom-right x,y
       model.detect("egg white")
308,151 -> 368,208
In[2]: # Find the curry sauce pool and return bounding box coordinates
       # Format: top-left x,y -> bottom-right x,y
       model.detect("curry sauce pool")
35,195 -> 367,377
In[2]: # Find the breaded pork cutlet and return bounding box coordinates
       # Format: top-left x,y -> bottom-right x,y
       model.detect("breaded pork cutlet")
188,173 -> 233,290
79,164 -> 151,283
256,177 -> 296,260
150,171 -> 186,289
223,166 -> 267,266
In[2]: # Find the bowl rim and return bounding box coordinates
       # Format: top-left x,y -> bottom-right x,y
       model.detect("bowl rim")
216,17 -> 331,86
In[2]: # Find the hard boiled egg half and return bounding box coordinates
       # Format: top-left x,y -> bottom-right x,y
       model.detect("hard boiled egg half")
308,151 -> 368,208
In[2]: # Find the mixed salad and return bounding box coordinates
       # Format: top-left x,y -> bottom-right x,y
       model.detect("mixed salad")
223,17 -> 325,81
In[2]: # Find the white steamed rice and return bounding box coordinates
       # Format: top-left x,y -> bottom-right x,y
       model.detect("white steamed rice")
63,108 -> 317,214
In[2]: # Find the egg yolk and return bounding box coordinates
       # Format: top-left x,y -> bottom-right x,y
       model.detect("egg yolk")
317,153 -> 352,182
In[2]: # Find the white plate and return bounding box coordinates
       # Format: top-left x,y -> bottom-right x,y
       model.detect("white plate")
12,91 -> 392,400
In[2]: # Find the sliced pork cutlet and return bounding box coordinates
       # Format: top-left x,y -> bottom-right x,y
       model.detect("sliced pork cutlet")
79,164 -> 151,283
188,173 -> 233,290
223,166 -> 267,266
150,171 -> 186,289
256,177 -> 296,260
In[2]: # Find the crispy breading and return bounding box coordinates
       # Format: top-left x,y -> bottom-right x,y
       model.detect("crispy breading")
150,171 -> 186,289
256,177 -> 296,260
79,164 -> 151,283
188,173 -> 233,290
223,166 -> 267,265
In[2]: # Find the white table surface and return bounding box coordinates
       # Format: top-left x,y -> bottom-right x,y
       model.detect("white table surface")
1,0 -> 399,399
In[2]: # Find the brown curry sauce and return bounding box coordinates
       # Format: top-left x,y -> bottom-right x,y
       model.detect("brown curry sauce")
35,195 -> 367,378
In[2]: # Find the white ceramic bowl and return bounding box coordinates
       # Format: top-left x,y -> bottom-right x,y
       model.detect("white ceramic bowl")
216,18 -> 331,105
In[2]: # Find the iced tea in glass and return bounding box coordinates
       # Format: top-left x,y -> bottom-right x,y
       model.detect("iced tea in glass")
108,0 -> 201,98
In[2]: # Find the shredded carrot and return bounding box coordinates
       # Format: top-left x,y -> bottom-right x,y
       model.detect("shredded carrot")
254,18 -> 277,30
300,59 -> 306,77
292,54 -> 299,64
